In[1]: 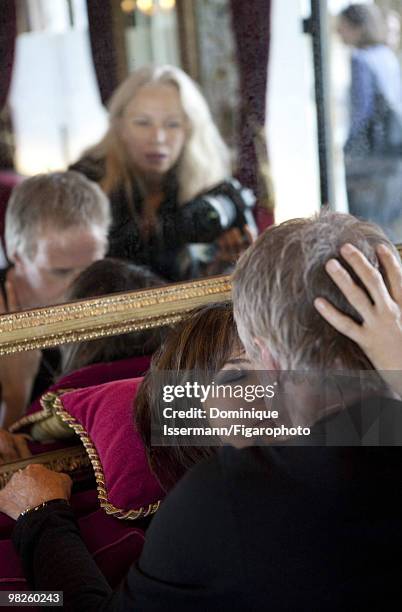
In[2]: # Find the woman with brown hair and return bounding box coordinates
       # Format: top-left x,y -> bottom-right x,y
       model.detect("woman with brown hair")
135,300 -> 241,491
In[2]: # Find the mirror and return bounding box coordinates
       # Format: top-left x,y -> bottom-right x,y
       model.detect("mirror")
326,0 -> 402,242
0,0 -> 274,317
0,0 -> 278,455
4,0 -> 399,317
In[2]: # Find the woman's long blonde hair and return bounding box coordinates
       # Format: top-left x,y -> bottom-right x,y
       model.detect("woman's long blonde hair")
86,65 -> 230,203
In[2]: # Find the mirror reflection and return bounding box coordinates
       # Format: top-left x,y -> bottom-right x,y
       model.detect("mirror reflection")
0,0 -> 277,454
329,0 -> 402,242
69,64 -> 257,280
7,0 -> 402,466
1,0 -> 270,309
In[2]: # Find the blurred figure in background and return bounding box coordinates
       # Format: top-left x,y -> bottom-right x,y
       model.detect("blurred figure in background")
72,65 -> 256,281
0,171 -> 110,429
337,3 -> 402,240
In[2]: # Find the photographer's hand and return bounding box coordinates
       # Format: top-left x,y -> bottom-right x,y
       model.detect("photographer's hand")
314,243 -> 402,396
215,225 -> 254,264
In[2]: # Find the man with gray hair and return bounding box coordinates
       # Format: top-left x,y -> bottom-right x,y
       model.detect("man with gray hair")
232,211 -> 399,371
1,211 -> 402,611
3,170 -> 110,310
0,171 -> 110,428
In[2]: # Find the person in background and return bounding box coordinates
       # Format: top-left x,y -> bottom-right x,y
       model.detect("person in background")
337,4 -> 402,236
0,171 -> 110,429
71,65 -> 256,281
0,126 -> 23,268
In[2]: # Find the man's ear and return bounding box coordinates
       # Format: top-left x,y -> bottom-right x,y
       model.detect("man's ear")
253,337 -> 278,370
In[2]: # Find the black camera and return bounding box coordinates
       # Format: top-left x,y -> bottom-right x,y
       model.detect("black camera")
179,179 -> 256,243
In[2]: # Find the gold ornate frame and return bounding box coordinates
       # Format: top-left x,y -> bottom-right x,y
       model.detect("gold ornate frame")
0,445 -> 90,488
0,275 -> 231,355
111,0 -> 200,84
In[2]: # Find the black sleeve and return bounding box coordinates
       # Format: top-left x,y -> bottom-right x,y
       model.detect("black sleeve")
12,501 -> 115,612
12,458 -> 243,612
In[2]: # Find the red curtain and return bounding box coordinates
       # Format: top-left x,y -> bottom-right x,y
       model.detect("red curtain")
86,0 -> 119,105
0,1 -> 17,111
230,0 -> 273,229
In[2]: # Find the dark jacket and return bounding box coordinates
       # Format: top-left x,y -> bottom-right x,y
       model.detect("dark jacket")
345,45 -> 402,157
13,395 -> 402,611
70,157 -> 256,281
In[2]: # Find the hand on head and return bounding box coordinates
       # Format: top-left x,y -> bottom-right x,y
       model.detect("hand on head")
314,243 -> 402,395
0,464 -> 72,521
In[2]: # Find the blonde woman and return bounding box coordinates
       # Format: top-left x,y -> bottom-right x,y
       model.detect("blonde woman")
71,65 -> 256,280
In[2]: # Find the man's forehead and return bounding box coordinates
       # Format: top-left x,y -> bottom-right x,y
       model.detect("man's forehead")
34,225 -> 105,266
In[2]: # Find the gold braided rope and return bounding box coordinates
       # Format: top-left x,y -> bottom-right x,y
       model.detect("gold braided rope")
53,395 -> 161,520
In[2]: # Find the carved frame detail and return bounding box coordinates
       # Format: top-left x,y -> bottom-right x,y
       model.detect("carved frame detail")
0,275 -> 232,354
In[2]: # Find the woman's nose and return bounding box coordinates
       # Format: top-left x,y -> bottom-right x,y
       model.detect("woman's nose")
151,126 -> 167,144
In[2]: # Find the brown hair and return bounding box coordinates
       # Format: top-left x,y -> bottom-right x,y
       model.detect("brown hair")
339,4 -> 387,47
135,301 -> 239,491
60,258 -> 166,375
233,210 -> 398,370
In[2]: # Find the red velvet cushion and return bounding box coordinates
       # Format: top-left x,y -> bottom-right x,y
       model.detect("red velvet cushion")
9,356 -> 151,461
56,378 -> 164,519
27,356 -> 152,416
0,510 -> 145,590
